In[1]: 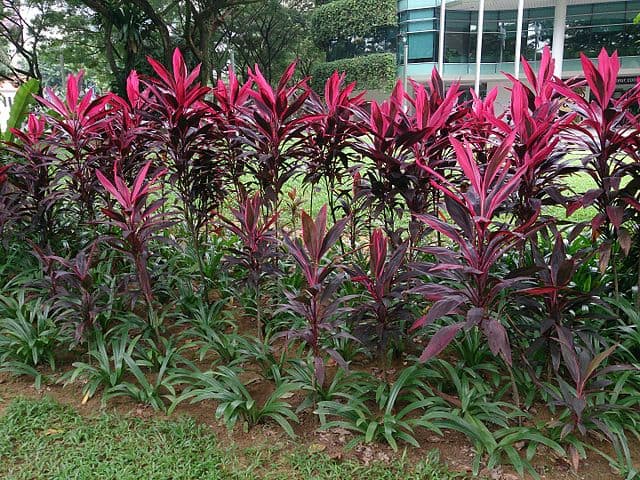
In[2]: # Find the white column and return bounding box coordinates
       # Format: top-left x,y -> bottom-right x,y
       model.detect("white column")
514,0 -> 524,79
552,0 -> 567,78
438,0 -> 446,75
474,0 -> 485,94
403,36 -> 409,101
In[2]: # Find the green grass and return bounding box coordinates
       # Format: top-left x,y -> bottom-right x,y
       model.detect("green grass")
543,172 -> 597,223
282,162 -> 605,228
0,397 -> 465,480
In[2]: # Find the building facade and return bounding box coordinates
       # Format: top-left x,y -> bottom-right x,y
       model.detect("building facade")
397,0 -> 640,102
0,81 -> 17,130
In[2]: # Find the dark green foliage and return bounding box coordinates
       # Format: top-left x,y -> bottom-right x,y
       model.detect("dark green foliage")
60,331 -> 137,404
310,53 -> 396,92
310,0 -> 397,47
0,292 -> 60,389
316,366 -> 443,451
174,365 -> 300,437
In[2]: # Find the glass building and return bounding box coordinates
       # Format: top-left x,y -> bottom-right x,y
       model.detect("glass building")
398,0 -> 640,100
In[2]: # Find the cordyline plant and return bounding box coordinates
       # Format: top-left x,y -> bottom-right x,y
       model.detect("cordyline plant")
32,242 -> 108,342
354,72 -> 460,245
457,87 -> 507,155
208,68 -> 252,197
353,81 -> 424,240
143,49 -> 225,281
555,49 -> 640,285
349,228 -> 410,360
96,161 -> 172,335
505,49 -> 580,224
241,63 -> 317,212
0,163 -> 9,184
0,163 -> 9,191
412,133 -> 538,366
407,70 -> 462,246
545,331 -> 637,471
0,163 -> 12,237
304,72 -> 365,221
219,192 -> 279,341
5,114 -> 58,246
280,205 -> 351,387
520,231 -> 598,373
35,72 -> 110,224
98,71 -> 151,183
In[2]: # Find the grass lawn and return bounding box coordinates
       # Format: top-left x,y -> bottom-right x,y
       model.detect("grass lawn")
0,397 -> 465,480
280,158 -> 604,227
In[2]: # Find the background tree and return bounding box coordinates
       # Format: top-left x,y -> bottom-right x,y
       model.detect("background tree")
309,0 -> 397,93
0,0 -> 322,90
0,0 -> 49,83
37,1 -> 111,89
77,0 -> 172,93
224,0 -> 320,83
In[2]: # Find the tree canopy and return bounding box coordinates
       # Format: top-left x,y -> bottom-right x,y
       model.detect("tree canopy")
0,0 -> 396,93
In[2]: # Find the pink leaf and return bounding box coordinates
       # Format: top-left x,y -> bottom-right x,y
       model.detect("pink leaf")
132,162 -> 152,199
418,323 -> 464,362
126,71 -> 140,106
483,318 -> 512,365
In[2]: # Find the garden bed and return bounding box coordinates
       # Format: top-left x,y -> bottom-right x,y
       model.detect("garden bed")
1,46 -> 640,480
0,375 -> 630,480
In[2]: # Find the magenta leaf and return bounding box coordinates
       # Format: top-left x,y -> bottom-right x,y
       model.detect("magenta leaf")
418,323 -> 465,363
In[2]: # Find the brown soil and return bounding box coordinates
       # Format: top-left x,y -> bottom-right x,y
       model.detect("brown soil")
1,368 -> 635,480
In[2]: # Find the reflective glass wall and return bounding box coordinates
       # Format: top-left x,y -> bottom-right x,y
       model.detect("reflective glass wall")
475,7 -> 554,63
398,7 -> 437,63
398,1 -> 640,67
565,2 -> 640,59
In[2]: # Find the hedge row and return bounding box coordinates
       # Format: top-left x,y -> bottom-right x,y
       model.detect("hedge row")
310,0 -> 397,47
310,53 -> 397,93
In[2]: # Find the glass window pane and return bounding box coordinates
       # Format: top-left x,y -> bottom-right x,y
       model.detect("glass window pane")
444,32 -> 471,63
408,20 -> 435,32
482,33 -> 503,63
567,15 -> 591,28
528,7 -> 554,19
409,9 -> 435,20
627,4 -> 640,21
567,5 -> 592,16
498,11 -> 517,22
408,31 -> 435,62
446,20 -> 473,32
592,13 -> 626,25
593,2 -> 625,14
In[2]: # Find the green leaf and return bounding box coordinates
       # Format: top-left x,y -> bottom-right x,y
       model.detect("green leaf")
2,79 -> 40,142
365,421 -> 378,443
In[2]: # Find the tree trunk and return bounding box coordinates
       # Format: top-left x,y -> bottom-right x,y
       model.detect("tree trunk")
198,20 -> 213,86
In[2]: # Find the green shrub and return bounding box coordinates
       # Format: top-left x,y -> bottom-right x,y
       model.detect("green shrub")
310,53 -> 396,92
310,0 -> 397,47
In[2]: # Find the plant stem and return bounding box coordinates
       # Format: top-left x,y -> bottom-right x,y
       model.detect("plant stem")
636,253 -> 640,308
507,363 -> 522,424
255,283 -> 262,342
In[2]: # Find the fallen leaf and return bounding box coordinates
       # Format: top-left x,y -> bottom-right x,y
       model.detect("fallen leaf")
308,443 -> 326,454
